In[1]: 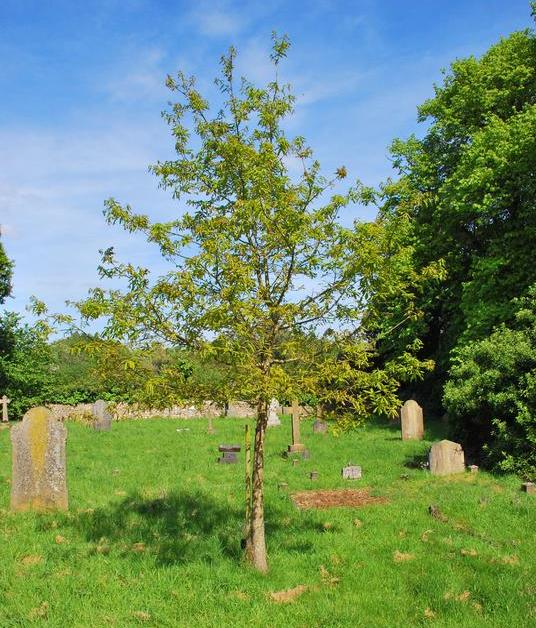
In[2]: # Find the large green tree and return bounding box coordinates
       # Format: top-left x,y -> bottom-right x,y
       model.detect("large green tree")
363,18 -> 536,414
70,37 -> 425,572
0,236 -> 13,304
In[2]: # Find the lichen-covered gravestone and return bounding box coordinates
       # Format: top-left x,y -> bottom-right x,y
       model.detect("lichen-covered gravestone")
92,399 -> 112,431
429,440 -> 465,476
312,419 -> 327,434
11,406 -> 68,512
400,400 -> 424,441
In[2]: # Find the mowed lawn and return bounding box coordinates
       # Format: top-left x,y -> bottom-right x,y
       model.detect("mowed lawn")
0,416 -> 534,627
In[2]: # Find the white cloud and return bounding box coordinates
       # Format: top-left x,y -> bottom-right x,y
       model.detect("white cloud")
188,1 -> 247,37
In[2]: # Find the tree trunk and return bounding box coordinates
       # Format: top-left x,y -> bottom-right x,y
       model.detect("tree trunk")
245,400 -> 269,572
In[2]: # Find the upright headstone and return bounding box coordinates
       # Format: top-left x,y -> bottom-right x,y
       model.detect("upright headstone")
1,395 -> 10,423
400,400 -> 424,441
92,400 -> 112,432
288,399 -> 305,453
11,406 -> 68,512
342,465 -> 362,480
429,440 -> 465,476
312,419 -> 327,434
267,398 -> 281,427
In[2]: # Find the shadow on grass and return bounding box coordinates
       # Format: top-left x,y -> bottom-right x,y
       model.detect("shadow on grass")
68,489 -> 316,566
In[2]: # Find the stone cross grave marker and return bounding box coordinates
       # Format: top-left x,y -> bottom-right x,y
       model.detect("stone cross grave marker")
1,395 -> 10,423
288,399 -> 305,453
92,399 -> 112,431
342,464 -> 362,480
429,440 -> 465,476
400,400 -> 424,441
11,406 -> 68,512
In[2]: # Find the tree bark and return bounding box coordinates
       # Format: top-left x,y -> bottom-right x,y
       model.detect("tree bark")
246,400 -> 269,572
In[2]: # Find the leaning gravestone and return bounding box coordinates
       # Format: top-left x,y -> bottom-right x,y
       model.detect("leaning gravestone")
11,406 -> 68,512
267,398 -> 281,427
400,400 -> 424,441
429,440 -> 465,476
92,399 -> 112,432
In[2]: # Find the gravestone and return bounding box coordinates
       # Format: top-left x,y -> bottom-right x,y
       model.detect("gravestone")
1,395 -> 10,423
267,398 -> 281,427
312,419 -> 327,434
288,399 -> 306,453
218,444 -> 240,464
11,406 -> 68,512
468,464 -> 479,474
400,400 -> 424,440
309,470 -> 319,481
522,482 -> 535,494
92,400 -> 112,432
342,464 -> 362,480
429,440 -> 465,476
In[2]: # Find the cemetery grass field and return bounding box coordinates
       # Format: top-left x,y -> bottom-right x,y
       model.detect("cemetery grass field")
0,417 -> 534,627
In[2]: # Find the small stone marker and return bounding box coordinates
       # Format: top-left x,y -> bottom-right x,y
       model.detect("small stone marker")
309,470 -> 319,481
288,399 -> 306,453
92,399 -> 112,431
267,398 -> 281,427
522,482 -> 535,494
11,406 -> 68,512
429,440 -> 465,476
218,444 -> 240,464
278,482 -> 288,491
1,395 -> 10,423
342,464 -> 362,480
468,464 -> 479,474
400,399 -> 424,441
312,419 -> 327,434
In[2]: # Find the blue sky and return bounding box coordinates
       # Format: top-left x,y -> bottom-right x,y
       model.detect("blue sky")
0,0 -> 532,320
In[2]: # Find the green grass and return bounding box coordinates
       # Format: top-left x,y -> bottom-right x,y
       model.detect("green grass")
0,416 -> 534,627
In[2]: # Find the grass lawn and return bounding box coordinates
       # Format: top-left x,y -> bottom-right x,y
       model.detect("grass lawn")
0,416 -> 534,627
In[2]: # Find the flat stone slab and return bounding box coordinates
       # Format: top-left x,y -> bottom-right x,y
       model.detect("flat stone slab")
218,444 -> 241,452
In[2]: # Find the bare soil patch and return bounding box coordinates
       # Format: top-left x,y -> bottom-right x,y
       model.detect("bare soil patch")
290,488 -> 388,510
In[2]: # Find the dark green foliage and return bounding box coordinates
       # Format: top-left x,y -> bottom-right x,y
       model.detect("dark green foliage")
363,18 -> 536,471
0,240 -> 12,305
444,286 -> 536,480
0,313 -> 51,418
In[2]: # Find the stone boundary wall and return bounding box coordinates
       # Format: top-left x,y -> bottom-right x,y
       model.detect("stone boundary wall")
47,401 -> 257,422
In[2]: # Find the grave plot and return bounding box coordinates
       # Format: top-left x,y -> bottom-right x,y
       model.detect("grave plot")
290,488 -> 388,510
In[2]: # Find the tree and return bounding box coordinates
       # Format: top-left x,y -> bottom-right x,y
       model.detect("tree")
71,36 -> 375,572
363,18 -> 536,417
0,236 -> 13,305
444,284 -> 536,480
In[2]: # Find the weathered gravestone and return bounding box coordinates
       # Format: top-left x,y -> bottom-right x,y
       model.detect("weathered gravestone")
312,419 -> 327,434
92,399 -> 112,432
267,398 -> 281,427
429,440 -> 465,476
342,464 -> 362,480
1,395 -> 10,423
11,406 -> 68,512
218,444 -> 240,464
400,399 -> 424,441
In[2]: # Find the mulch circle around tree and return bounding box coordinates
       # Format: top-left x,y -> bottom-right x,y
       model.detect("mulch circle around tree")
290,489 -> 389,510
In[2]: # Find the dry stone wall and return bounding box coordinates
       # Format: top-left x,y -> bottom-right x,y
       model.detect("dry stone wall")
47,401 -> 257,422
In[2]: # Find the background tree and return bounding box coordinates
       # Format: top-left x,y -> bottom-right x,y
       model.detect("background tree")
0,236 -> 13,304
362,17 -> 536,429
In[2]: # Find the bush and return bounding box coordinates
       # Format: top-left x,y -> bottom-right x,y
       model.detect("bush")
444,285 -> 536,479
